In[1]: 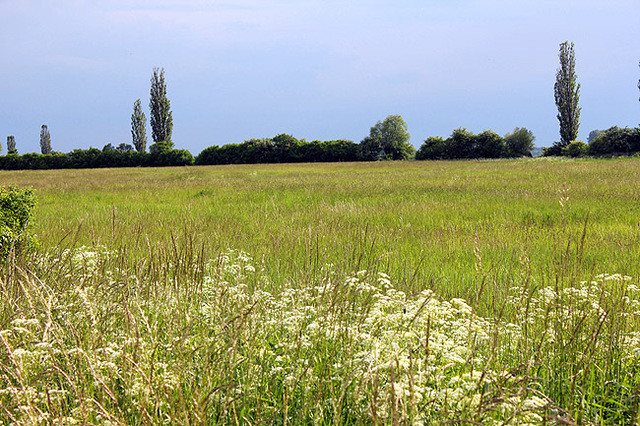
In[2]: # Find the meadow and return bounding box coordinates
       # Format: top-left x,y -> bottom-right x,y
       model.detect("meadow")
0,158 -> 639,424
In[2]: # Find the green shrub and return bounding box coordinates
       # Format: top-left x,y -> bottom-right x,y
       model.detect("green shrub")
0,186 -> 37,261
562,140 -> 588,157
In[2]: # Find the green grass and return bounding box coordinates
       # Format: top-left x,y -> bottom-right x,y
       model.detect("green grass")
0,157 -> 639,424
2,158 -> 640,311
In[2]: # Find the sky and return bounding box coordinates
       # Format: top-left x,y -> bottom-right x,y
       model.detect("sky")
1,0 -> 639,154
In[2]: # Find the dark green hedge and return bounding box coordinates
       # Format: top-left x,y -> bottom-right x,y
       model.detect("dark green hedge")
195,135 -> 359,165
0,135 -> 360,170
0,148 -> 194,170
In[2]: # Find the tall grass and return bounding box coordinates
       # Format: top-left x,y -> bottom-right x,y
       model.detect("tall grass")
0,243 -> 638,424
0,157 -> 639,423
2,158 -> 639,311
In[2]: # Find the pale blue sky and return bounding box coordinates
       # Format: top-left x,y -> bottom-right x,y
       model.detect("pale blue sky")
1,0 -> 639,154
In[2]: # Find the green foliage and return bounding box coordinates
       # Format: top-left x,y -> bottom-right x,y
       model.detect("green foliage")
149,140 -> 173,154
242,138 -> 276,163
149,67 -> 173,146
474,129 -> 505,158
149,148 -> 194,166
445,127 -> 476,159
195,136 -> 359,165
588,126 -> 640,157
131,98 -> 147,152
587,129 -> 604,144
541,143 -> 564,157
359,115 -> 414,161
415,136 -> 446,160
0,186 -> 36,261
0,148 -> 195,170
554,41 -> 581,146
7,136 -> 16,154
117,143 -> 134,152
416,128 -> 526,160
357,135 -> 383,161
308,139 -> 358,162
504,127 -> 535,157
39,124 -> 52,155
195,144 -> 241,165
562,140 -> 587,157
273,133 -> 304,162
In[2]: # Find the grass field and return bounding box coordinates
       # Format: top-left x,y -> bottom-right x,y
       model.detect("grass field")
1,158 -> 639,424
4,157 -> 640,309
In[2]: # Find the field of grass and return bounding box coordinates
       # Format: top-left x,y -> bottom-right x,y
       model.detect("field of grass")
4,157 -> 640,308
0,158 -> 639,424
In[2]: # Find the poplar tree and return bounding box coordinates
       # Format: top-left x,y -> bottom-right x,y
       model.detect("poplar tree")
40,125 -> 52,154
554,41 -> 581,146
7,136 -> 16,154
149,67 -> 173,149
131,98 -> 147,152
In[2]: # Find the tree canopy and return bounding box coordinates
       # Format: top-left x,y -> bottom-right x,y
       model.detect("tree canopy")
358,115 -> 414,161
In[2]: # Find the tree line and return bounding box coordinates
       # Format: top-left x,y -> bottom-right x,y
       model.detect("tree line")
0,67 -> 187,169
1,47 -> 639,170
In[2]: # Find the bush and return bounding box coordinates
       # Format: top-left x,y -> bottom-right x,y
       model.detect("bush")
562,140 -> 588,157
149,149 -> 194,167
0,186 -> 37,261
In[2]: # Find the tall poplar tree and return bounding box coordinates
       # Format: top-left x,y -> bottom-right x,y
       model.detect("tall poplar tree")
131,98 -> 147,152
554,41 -> 581,146
149,67 -> 173,150
7,136 -> 16,154
40,125 -> 52,154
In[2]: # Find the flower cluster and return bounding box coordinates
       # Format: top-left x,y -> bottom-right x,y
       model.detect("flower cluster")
198,252 -> 565,424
